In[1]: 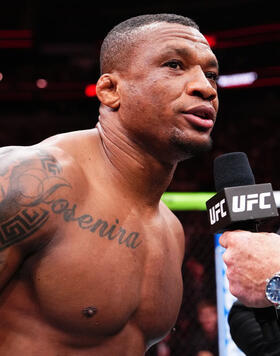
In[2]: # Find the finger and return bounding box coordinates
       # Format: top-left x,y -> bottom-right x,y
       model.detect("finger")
219,229 -> 249,248
222,249 -> 231,266
219,231 -> 231,248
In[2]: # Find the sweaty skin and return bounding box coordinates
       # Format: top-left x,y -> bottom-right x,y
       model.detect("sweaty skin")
0,23 -> 218,355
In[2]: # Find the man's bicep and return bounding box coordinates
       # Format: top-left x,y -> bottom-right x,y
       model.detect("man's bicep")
0,145 -> 70,251
0,145 -> 73,289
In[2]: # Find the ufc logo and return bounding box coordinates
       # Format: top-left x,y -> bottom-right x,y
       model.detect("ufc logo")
232,192 -> 272,212
209,199 -> 227,225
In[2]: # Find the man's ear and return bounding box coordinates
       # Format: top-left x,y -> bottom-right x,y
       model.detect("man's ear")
96,74 -> 120,109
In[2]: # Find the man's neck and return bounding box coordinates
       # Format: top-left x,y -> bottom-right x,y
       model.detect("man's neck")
96,121 -> 177,207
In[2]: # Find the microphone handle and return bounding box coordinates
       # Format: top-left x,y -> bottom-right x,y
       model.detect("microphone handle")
230,221 -> 280,355
253,307 -> 280,356
226,220 -> 259,233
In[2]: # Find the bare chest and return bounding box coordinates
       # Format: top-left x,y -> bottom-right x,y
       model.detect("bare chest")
19,209 -> 184,345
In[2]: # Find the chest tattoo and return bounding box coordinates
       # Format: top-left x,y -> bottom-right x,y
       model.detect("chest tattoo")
0,149 -> 142,250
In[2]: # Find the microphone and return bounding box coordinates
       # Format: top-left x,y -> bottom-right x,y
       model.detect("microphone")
206,152 -> 278,233
206,152 -> 280,355
228,300 -> 280,356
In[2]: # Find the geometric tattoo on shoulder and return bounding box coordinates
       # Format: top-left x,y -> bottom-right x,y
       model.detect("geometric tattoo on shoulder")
0,149 -> 63,251
0,208 -> 49,250
39,151 -> 62,175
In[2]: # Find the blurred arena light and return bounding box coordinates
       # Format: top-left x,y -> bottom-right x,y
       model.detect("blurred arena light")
0,29 -> 32,48
206,23 -> 280,49
205,35 -> 217,48
217,72 -> 258,88
0,72 -> 3,81
36,78 -> 48,89
85,84 -> 96,97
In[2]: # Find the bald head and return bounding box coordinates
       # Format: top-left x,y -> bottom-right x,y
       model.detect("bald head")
99,14 -> 199,74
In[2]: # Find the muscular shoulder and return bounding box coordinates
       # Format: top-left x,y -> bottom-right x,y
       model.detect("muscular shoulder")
41,128 -> 98,162
0,131 -> 99,289
0,138 -> 91,241
160,201 -> 185,259
1,142 -> 87,197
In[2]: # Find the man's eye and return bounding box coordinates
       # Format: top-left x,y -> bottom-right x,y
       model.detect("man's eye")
165,60 -> 183,70
205,72 -> 219,82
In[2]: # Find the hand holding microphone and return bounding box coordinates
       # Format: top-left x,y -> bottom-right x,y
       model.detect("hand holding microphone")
220,229 -> 280,308
207,152 -> 280,356
206,151 -> 279,308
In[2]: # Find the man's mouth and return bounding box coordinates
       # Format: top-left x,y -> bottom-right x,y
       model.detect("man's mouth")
181,105 -> 216,129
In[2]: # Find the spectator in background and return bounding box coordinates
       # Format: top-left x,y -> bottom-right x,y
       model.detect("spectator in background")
197,351 -> 216,356
170,298 -> 218,356
193,299 -> 218,356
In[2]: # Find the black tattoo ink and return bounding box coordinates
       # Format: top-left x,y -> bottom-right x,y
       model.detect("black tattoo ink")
39,153 -> 62,175
0,208 -> 49,250
0,149 -> 142,250
82,306 -> 98,318
49,200 -> 142,249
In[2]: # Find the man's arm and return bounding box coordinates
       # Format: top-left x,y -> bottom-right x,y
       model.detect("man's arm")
219,230 -> 280,308
0,145 -> 71,290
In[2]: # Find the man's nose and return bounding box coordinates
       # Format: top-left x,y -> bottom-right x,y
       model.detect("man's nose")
186,67 -> 217,101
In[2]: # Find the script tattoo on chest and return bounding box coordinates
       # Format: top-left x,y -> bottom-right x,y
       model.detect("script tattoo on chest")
0,149 -> 142,251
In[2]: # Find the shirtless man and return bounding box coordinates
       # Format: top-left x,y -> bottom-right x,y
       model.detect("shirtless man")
0,14 -> 219,355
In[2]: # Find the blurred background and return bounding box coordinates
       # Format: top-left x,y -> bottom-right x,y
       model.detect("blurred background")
1,1 -> 280,355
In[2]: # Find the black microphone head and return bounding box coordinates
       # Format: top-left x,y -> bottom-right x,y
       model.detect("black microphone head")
214,152 -> 255,192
